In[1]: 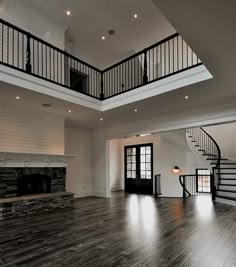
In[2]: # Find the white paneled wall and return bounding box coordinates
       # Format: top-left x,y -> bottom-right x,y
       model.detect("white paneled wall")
65,126 -> 93,197
0,108 -> 65,155
0,0 -> 66,84
0,0 -> 65,49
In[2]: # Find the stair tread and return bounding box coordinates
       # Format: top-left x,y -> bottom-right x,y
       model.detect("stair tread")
202,153 -> 217,156
217,167 -> 236,170
207,158 -> 228,161
216,195 -> 236,201
219,184 -> 236,186
220,163 -> 236,165
218,189 -> 236,193
217,173 -> 236,175
220,177 -> 236,180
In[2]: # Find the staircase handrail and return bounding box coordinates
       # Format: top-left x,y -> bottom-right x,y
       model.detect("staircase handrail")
200,127 -> 221,168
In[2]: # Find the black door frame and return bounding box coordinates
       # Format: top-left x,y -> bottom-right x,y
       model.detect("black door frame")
124,143 -> 153,195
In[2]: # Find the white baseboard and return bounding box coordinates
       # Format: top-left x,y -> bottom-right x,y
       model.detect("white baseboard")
111,185 -> 123,192
74,191 -> 93,198
160,194 -> 182,198
215,197 -> 236,207
91,191 -> 107,197
73,190 -> 109,198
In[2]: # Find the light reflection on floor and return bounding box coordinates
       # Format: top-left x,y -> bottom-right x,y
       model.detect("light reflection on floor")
127,194 -> 158,236
195,196 -> 214,222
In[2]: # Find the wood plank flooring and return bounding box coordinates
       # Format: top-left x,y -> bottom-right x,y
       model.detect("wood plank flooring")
0,192 -> 236,266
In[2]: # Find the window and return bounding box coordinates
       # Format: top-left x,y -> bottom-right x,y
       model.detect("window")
140,146 -> 152,179
196,169 -> 211,193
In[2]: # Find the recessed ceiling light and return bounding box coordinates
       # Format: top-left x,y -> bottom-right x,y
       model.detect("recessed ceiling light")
66,10 -> 71,16
100,118 -> 103,121
16,96 -> 20,100
101,36 -> 106,40
185,96 -> 189,99
42,103 -> 51,107
68,110 -> 72,113
108,29 -> 115,35
134,14 -> 138,18
134,109 -> 138,112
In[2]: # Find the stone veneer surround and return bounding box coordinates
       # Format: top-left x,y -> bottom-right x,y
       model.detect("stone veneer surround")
0,192 -> 74,220
0,167 -> 66,198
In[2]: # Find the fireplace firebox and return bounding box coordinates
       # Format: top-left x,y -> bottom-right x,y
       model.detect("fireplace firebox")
17,174 -> 51,196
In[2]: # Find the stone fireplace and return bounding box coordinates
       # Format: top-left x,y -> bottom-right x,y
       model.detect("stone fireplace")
0,153 -> 74,220
0,167 -> 66,198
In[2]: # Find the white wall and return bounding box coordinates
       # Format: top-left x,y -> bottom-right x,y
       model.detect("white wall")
0,0 -> 66,84
0,0 -> 65,49
64,125 -> 93,197
0,107 -> 64,155
109,139 -> 122,191
204,123 -> 236,160
91,129 -> 109,197
158,130 -> 206,197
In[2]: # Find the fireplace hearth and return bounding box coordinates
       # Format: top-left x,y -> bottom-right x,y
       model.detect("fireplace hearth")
0,167 -> 74,220
0,154 -> 74,220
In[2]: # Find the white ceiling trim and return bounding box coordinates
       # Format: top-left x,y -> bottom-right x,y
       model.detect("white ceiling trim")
101,64 -> 212,111
0,64 -> 102,111
0,64 -> 212,113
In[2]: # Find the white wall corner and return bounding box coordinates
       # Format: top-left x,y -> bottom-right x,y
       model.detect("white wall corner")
91,191 -> 107,198
74,191 -> 93,198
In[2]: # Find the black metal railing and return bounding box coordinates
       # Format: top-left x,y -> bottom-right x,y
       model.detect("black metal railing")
179,174 -> 212,199
0,18 -> 202,100
186,127 -> 221,200
187,128 -> 221,169
0,18 -> 101,99
102,33 -> 202,99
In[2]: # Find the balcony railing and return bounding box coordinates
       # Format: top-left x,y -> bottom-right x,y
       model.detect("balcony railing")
0,18 -> 202,100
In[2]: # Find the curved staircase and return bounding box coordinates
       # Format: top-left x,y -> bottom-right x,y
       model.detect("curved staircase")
186,127 -> 236,206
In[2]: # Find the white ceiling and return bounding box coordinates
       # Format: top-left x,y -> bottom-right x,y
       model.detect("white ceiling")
23,0 -> 176,68
1,0 -> 236,138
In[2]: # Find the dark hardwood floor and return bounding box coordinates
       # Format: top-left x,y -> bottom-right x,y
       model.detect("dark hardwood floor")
0,192 -> 236,267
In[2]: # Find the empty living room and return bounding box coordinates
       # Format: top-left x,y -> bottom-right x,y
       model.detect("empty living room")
0,0 -> 236,266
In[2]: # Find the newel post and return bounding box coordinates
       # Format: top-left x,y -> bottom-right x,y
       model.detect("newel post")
211,172 -> 216,201
26,33 -> 32,73
183,176 -> 186,199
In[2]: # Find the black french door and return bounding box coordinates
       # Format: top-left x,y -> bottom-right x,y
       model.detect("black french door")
125,143 -> 153,195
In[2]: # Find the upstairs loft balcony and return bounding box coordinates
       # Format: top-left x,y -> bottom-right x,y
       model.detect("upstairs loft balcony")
0,18 -> 206,106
